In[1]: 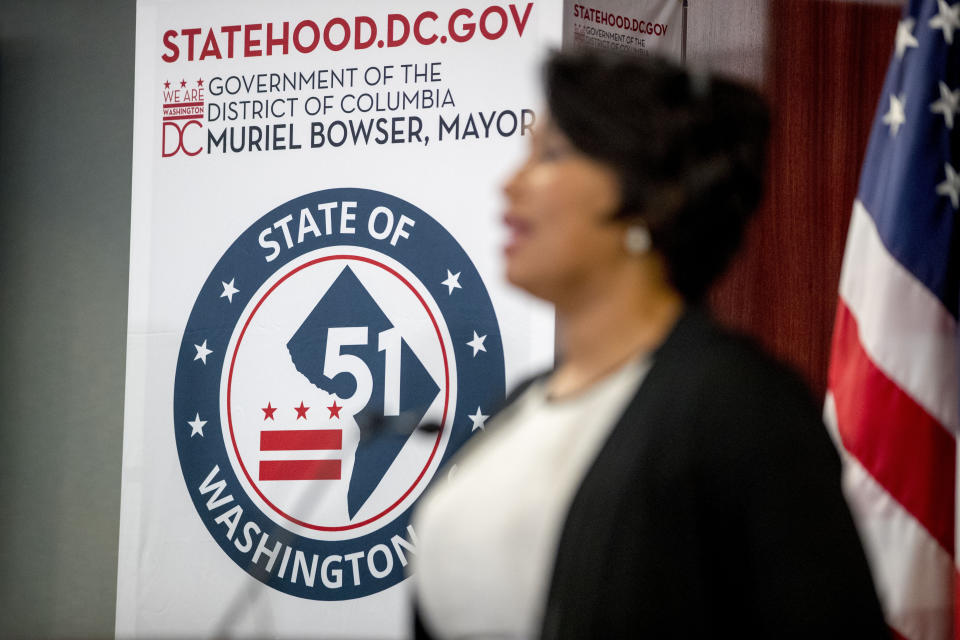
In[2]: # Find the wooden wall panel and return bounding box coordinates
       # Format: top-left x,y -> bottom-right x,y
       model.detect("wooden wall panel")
710,0 -> 900,397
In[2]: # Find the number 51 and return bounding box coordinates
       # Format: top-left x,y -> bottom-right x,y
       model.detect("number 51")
323,327 -> 401,415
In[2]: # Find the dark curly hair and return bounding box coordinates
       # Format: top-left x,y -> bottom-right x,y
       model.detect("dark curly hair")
545,51 -> 770,302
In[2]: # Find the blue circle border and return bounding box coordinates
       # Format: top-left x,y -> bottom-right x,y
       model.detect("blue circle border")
172,188 -> 505,600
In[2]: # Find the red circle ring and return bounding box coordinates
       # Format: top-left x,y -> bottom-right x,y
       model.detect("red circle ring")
226,255 -> 450,532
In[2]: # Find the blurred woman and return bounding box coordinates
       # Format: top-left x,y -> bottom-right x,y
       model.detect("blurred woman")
411,52 -> 886,639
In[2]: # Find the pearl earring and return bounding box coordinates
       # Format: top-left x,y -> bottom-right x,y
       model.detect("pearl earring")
624,225 -> 651,255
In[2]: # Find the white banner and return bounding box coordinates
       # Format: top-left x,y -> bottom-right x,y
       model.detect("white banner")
562,0 -> 684,58
118,1 -> 557,637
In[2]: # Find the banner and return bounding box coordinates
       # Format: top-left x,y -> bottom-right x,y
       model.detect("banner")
117,1 -> 557,637
562,0 -> 684,58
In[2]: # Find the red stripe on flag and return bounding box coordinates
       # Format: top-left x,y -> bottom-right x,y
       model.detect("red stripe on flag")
889,628 -> 908,640
260,429 -> 341,451
259,460 -> 341,481
829,300 -> 956,555
955,567 -> 960,640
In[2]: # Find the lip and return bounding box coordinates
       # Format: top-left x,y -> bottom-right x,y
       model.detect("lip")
502,213 -> 533,256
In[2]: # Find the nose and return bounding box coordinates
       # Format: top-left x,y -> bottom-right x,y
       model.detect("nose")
502,159 -> 527,201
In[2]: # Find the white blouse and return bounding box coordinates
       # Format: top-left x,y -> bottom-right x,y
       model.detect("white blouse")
410,358 -> 650,639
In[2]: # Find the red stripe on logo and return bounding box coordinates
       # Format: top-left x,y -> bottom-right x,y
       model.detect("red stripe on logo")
260,429 -> 342,451
259,459 -> 341,481
829,300 -> 956,556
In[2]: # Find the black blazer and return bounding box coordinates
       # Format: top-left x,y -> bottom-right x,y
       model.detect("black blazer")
416,309 -> 887,639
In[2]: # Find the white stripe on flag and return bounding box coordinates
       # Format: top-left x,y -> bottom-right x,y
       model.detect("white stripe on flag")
826,393 -> 954,640
838,200 -> 960,434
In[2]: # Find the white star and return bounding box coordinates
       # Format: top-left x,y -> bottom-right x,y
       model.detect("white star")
930,0 -> 960,44
220,278 -> 239,303
467,407 -> 489,432
194,339 -> 213,364
895,17 -> 919,58
466,331 -> 487,357
188,413 -> 207,437
441,270 -> 462,295
936,162 -> 960,208
882,93 -> 907,137
931,81 -> 960,129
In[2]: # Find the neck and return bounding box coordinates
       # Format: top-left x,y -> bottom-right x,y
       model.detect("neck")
549,260 -> 684,398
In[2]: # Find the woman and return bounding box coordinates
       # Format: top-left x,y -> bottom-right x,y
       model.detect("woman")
410,52 -> 886,639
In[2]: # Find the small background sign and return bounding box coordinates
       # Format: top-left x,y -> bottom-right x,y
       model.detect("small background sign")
562,0 -> 685,59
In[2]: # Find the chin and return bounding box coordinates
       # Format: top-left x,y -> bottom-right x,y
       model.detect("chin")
504,261 -> 558,303
504,259 -> 525,289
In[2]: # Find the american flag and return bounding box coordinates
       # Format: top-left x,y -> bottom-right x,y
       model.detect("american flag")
825,1 -> 960,638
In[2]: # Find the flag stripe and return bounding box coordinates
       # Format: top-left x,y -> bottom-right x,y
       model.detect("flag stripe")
260,429 -> 342,451
829,299 -> 956,555
954,567 -> 960,640
839,200 -> 960,434
259,459 -> 341,481
820,412 -> 955,640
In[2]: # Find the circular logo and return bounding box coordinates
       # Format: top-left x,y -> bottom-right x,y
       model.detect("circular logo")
174,188 -> 505,600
